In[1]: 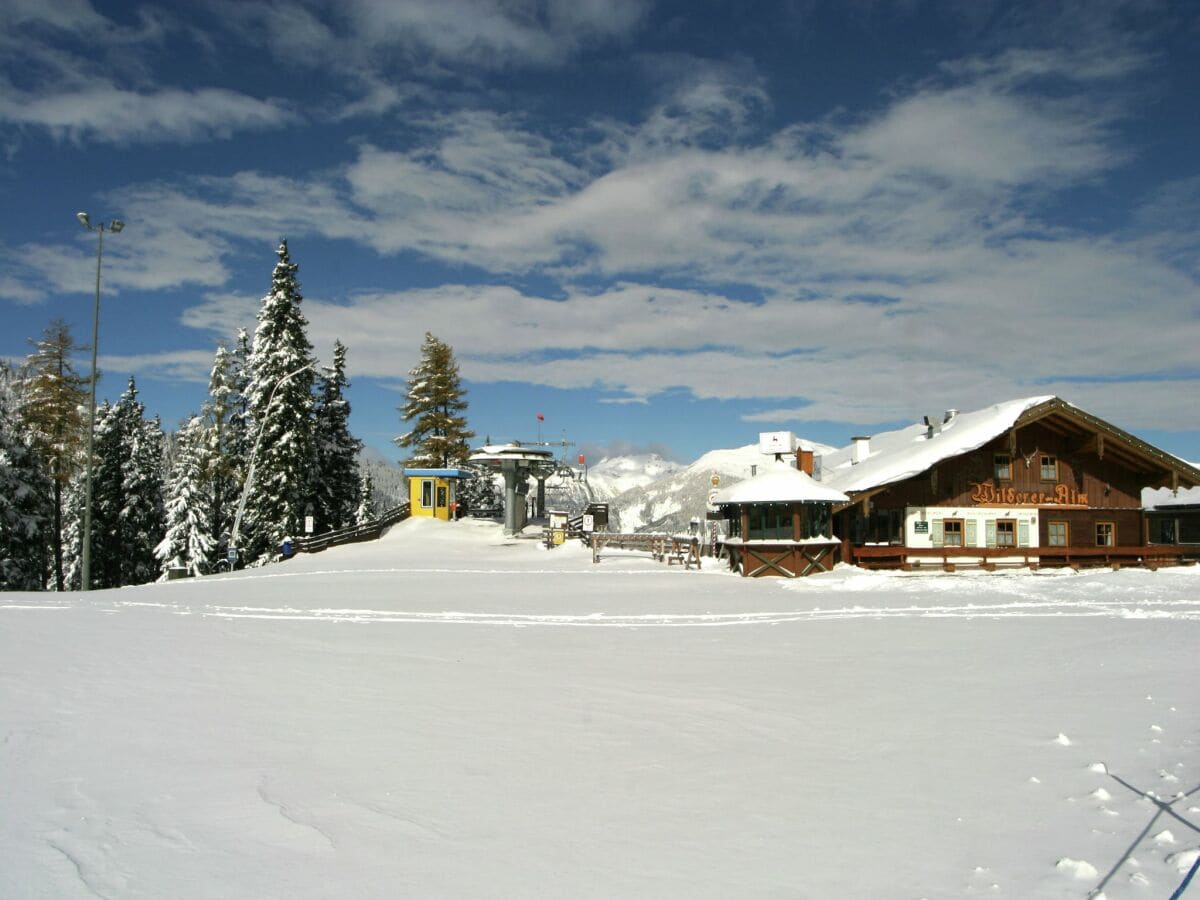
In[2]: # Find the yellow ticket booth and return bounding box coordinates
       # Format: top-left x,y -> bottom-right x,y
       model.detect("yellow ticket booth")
405,468 -> 468,521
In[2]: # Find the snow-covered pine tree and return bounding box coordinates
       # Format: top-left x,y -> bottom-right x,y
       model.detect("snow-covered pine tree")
241,240 -> 315,561
201,343 -> 241,548
0,363 -> 52,590
395,332 -> 474,468
121,407 -> 167,587
229,328 -> 253,470
86,398 -> 124,589
457,467 -> 500,515
19,319 -> 89,590
354,470 -> 377,525
156,415 -> 215,577
311,341 -> 362,532
83,379 -> 167,589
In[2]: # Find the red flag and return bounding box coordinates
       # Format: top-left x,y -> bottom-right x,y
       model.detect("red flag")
536,413 -> 545,421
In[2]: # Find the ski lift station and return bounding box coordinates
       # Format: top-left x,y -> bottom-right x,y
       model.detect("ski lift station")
468,443 -> 564,534
404,468 -> 469,521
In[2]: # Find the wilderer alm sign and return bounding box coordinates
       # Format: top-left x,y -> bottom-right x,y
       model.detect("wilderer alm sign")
969,481 -> 1088,507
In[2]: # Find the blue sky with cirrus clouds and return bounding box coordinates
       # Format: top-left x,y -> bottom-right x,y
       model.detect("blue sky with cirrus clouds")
2,0 -> 1198,463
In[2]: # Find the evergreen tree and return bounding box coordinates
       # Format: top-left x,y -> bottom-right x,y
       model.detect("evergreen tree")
0,364 -> 52,590
87,399 -> 124,589
156,415 -> 215,577
201,343 -> 241,548
355,470 -> 377,525
19,319 -> 89,590
241,240 -> 315,560
457,467 -> 499,514
122,409 -> 167,585
395,332 -> 474,468
84,379 -> 167,588
229,328 -> 253,471
311,340 -> 361,531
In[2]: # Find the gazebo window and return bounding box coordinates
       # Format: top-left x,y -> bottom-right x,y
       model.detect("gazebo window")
747,504 -> 792,540
801,503 -> 832,539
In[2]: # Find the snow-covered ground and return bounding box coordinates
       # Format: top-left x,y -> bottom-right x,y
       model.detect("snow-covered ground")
3,517 -> 1198,898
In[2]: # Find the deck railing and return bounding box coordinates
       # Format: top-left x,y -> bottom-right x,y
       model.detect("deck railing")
848,544 -> 1190,571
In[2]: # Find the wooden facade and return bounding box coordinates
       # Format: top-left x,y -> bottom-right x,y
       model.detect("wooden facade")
833,399 -> 1200,570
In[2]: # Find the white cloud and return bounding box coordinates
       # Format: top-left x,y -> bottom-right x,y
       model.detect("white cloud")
0,84 -> 297,145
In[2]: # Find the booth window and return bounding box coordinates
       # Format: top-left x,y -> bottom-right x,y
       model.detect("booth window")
420,480 -> 434,508
1095,522 -> 1115,546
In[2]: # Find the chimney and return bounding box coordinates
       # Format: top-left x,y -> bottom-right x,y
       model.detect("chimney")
943,409 -> 958,425
796,447 -> 814,475
923,414 -> 940,438
851,436 -> 870,465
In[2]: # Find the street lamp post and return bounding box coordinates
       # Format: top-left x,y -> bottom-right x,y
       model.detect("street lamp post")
228,362 -> 315,558
76,212 -> 124,592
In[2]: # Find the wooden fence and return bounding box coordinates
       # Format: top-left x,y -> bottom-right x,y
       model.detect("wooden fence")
292,502 -> 412,554
590,533 -> 702,569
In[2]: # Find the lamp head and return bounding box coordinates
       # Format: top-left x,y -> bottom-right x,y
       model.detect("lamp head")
76,211 -> 91,228
110,219 -> 125,233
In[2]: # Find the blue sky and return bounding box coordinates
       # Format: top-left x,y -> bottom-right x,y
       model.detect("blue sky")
2,0 -> 1199,465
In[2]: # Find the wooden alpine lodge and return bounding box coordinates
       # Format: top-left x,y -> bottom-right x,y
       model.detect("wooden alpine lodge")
714,396 -> 1200,577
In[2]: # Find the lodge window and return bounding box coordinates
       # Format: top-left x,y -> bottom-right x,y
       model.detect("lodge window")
994,452 -> 1012,482
420,479 -> 434,508
1040,455 -> 1058,481
996,519 -> 1016,548
943,519 -> 964,547
1095,522 -> 1115,547
1047,521 -> 1069,547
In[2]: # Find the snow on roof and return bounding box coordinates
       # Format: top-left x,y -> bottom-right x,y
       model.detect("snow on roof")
713,461 -> 849,505
818,396 -> 1055,495
1143,478 -> 1200,509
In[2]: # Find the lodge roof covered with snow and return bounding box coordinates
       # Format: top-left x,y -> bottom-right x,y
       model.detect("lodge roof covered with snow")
818,396 -> 1200,497
713,462 -> 849,505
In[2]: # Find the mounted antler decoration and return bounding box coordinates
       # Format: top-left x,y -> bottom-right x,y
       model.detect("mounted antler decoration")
1021,447 -> 1039,469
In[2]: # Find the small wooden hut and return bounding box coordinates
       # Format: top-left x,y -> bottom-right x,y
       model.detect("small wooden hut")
714,457 -> 849,577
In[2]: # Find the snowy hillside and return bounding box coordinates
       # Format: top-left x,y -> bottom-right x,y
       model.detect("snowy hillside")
2,518 -> 1198,898
610,441 -> 835,533
584,453 -> 685,500
357,447 -> 408,507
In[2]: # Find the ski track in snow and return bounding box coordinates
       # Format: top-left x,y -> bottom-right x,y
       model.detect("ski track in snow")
4,566 -> 1199,625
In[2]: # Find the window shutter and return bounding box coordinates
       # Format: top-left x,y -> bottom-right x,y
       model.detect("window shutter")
985,520 -> 997,548
1018,521 -> 1030,547
965,520 -> 978,547
931,520 -> 944,547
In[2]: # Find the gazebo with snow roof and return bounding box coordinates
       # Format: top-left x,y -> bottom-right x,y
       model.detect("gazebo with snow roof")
713,442 -> 849,578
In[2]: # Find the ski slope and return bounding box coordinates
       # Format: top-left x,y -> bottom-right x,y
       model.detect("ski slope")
2,517 -> 1198,898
